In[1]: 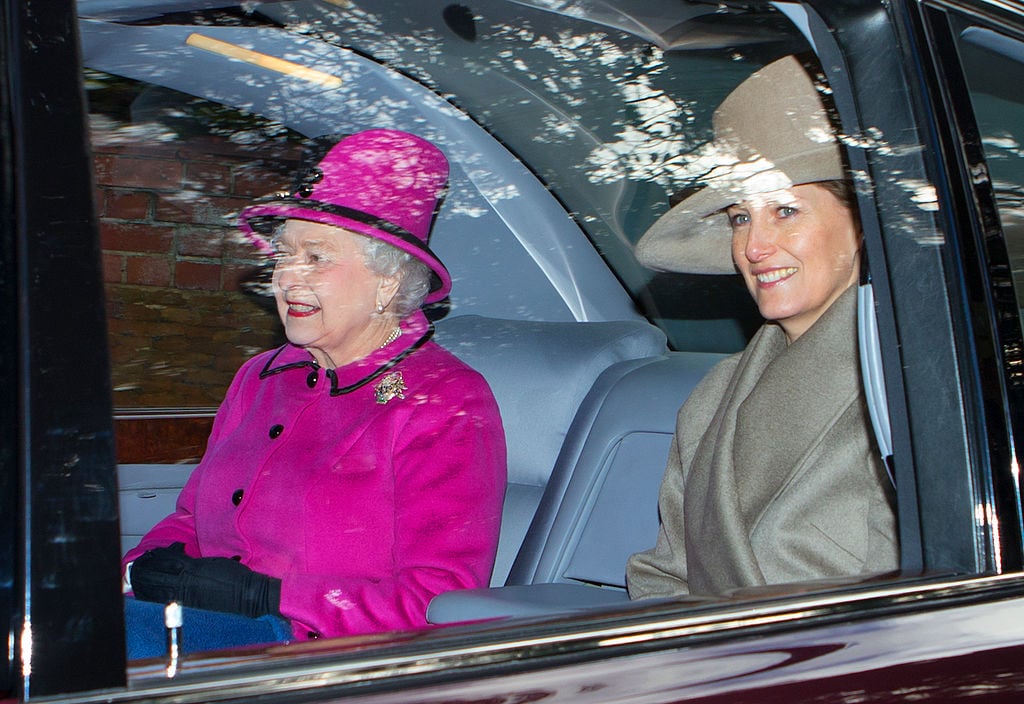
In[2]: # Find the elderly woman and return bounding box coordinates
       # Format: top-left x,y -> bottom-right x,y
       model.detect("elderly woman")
626,56 -> 899,599
124,129 -> 506,657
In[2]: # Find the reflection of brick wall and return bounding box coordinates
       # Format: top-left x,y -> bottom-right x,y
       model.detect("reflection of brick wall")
96,133 -> 301,408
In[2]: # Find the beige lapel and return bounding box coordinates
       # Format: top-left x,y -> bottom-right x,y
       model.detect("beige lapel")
684,323 -> 784,592
734,288 -> 860,531
683,286 -> 859,594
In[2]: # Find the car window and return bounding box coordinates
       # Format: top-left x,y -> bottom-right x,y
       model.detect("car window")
84,0 -> 810,462
91,71 -> 296,412
957,25 -> 1024,326
90,68 -> 297,460
14,0 -> 1024,699
76,0 -> 929,673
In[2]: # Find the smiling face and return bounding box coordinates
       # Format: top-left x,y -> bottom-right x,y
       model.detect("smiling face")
272,219 -> 398,368
728,182 -> 861,342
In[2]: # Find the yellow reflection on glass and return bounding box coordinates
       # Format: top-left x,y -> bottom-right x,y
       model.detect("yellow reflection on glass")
185,33 -> 343,89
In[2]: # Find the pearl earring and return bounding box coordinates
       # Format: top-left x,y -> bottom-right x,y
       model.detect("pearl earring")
376,301 -> 385,314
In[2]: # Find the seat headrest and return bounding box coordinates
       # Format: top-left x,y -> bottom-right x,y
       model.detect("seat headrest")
435,316 -> 667,487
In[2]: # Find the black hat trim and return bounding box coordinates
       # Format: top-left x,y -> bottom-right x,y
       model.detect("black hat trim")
247,198 -> 449,292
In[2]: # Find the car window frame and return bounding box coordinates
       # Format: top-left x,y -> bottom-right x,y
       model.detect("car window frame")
0,1 -> 17,696
803,0 -> 983,573
4,0 -> 126,696
913,0 -> 1024,571
935,0 -> 1024,564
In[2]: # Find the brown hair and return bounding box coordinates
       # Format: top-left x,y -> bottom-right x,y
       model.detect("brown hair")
816,179 -> 861,230
816,179 -> 852,207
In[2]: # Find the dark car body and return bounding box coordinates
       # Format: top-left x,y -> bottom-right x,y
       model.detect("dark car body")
5,0 -> 1024,701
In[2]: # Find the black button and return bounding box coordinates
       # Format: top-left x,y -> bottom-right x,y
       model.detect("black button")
232,489 -> 244,506
306,370 -> 318,388
269,424 -> 284,439
307,631 -> 320,640
231,555 -> 242,561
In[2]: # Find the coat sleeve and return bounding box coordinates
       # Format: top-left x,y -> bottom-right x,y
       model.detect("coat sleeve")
277,369 -> 507,638
121,359 -> 253,570
625,357 -> 737,600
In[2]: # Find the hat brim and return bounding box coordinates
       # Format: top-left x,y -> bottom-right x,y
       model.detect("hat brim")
240,200 -> 452,304
635,146 -> 843,275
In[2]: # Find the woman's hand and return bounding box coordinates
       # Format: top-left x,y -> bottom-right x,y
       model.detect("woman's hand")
131,543 -> 281,618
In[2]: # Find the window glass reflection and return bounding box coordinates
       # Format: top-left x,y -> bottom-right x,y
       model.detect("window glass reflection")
89,72 -> 292,412
957,27 -> 1024,337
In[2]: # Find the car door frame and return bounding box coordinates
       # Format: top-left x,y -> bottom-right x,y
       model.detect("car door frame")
911,0 -> 1024,571
1,0 -> 126,696
7,0 -> 1024,701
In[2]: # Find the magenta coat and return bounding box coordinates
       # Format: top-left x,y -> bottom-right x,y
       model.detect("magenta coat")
124,311 -> 506,641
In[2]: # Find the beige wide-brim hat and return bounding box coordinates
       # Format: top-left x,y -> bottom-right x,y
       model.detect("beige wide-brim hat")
635,55 -> 847,275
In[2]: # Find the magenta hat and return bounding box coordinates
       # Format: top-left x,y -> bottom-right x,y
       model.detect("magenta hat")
240,129 -> 452,303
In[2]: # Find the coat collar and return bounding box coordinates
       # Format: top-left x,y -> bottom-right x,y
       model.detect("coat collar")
732,287 -> 860,525
259,310 -> 434,397
685,286 -> 861,591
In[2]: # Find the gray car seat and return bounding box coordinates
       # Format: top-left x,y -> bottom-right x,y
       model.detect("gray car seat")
432,315 -> 669,585
117,315 -> 669,584
427,350 -> 725,622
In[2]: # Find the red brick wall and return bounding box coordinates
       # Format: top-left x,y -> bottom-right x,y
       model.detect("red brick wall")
96,130 -> 302,408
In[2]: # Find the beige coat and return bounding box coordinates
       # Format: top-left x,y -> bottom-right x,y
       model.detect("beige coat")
627,288 -> 899,598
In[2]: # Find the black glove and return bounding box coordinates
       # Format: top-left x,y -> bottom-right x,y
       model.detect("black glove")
131,542 -> 282,619
129,542 -> 191,605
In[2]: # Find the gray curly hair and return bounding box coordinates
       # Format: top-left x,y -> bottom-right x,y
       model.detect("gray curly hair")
269,222 -> 434,316
360,236 -> 433,317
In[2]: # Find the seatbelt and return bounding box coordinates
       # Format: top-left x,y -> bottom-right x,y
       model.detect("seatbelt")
858,280 -> 896,488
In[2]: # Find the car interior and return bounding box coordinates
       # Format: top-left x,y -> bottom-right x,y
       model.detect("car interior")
84,0 -> 916,652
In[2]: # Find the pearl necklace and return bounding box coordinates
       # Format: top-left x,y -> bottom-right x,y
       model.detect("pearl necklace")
379,327 -> 402,349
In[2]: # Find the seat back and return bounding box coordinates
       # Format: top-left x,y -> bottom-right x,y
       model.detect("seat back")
425,350 -> 726,623
433,315 -> 667,585
507,351 -> 726,589
117,462 -> 197,556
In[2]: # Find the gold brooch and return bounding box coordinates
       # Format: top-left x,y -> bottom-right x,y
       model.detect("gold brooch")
374,371 -> 406,405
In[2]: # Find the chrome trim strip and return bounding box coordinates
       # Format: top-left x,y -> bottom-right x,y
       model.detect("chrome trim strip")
113,407 -> 218,420
42,573 -> 1024,704
926,0 -> 1024,28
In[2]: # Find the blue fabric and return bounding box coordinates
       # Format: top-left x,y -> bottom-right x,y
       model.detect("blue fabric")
125,598 -> 291,659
